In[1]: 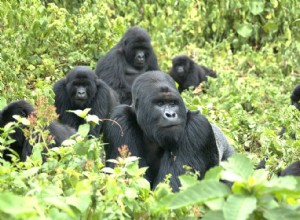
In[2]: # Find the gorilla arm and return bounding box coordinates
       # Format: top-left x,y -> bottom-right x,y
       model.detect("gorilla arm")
103,105 -> 147,168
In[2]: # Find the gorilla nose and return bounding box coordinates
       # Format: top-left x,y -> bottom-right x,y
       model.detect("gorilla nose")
164,111 -> 177,120
137,55 -> 145,61
77,91 -> 86,98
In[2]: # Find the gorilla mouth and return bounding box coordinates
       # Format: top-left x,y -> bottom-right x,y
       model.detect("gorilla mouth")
161,123 -> 181,128
135,62 -> 145,68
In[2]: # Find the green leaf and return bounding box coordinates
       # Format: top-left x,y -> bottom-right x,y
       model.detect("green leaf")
221,153 -> 254,182
78,124 -> 90,137
86,114 -> 99,124
178,175 -> 199,190
204,166 -> 223,180
236,23 -> 253,38
0,193 -> 36,216
223,195 -> 257,220
203,210 -> 225,220
249,1 -> 264,15
68,109 -> 91,118
158,180 -> 230,209
263,207 -> 300,220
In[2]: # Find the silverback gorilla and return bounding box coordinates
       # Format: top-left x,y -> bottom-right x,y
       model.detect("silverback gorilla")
170,55 -> 217,93
103,71 -> 233,191
0,100 -> 76,162
95,26 -> 160,105
53,66 -> 119,137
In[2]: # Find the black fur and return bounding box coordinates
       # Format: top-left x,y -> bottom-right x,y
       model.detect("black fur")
53,66 -> 119,136
279,161 -> 300,177
103,71 -> 219,191
170,55 -> 217,93
0,100 -> 76,162
291,84 -> 300,110
95,26 -> 159,104
278,84 -> 300,138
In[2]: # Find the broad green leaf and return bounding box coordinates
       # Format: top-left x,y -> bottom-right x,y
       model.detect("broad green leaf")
178,175 -> 199,190
236,23 -> 253,38
263,207 -> 300,220
204,166 -> 223,180
86,114 -> 99,124
78,124 -> 90,137
203,210 -> 225,220
62,139 -> 76,146
0,193 -> 36,216
158,180 -> 230,209
249,1 -> 264,15
221,154 -> 254,182
223,195 -> 257,220
68,109 -> 91,118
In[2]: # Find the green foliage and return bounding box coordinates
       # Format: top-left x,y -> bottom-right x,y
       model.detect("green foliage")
0,0 -> 299,219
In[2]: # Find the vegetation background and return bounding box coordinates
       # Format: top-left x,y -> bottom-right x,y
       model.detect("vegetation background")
0,0 -> 299,219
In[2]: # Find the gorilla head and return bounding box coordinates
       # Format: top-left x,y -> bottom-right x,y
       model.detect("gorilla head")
0,101 -> 34,161
132,71 -> 187,149
95,26 -> 159,105
65,66 -> 98,109
171,55 -> 192,78
0,100 -> 34,126
291,84 -> 300,110
122,27 -> 152,70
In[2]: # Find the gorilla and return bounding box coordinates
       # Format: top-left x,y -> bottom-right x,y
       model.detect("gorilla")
0,100 -> 76,162
279,160 -> 300,177
103,71 -> 233,191
278,84 -> 300,138
170,55 -> 217,93
95,26 -> 160,105
53,66 -> 119,136
291,84 -> 300,110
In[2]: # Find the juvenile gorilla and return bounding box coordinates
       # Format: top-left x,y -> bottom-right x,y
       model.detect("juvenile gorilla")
0,100 -> 75,162
291,84 -> 300,110
103,71 -> 230,191
278,84 -> 300,138
170,55 -> 217,93
279,160 -> 300,176
54,66 -> 119,136
95,26 -> 159,104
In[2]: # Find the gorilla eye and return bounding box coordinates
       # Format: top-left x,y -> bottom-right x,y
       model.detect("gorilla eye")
169,101 -> 177,107
157,101 -> 164,107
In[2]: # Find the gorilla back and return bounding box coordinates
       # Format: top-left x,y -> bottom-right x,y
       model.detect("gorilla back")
95,26 -> 159,104
103,71 -> 220,191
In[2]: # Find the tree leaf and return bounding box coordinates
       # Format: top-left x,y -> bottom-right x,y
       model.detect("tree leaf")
249,1 -> 264,15
236,23 -> 253,38
223,195 -> 257,220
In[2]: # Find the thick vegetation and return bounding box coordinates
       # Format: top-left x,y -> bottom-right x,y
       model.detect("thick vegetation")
0,0 -> 299,219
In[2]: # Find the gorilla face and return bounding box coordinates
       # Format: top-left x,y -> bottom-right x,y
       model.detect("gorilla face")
172,55 -> 191,78
123,27 -> 152,70
133,71 -> 187,149
132,48 -> 148,69
66,66 -> 97,109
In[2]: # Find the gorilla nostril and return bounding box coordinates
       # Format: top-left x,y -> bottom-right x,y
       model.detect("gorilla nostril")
165,112 -> 177,118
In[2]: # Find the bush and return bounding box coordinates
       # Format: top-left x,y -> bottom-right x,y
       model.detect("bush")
0,0 -> 299,219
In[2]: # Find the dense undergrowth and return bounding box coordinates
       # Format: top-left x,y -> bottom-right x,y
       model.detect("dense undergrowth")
0,0 -> 299,219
